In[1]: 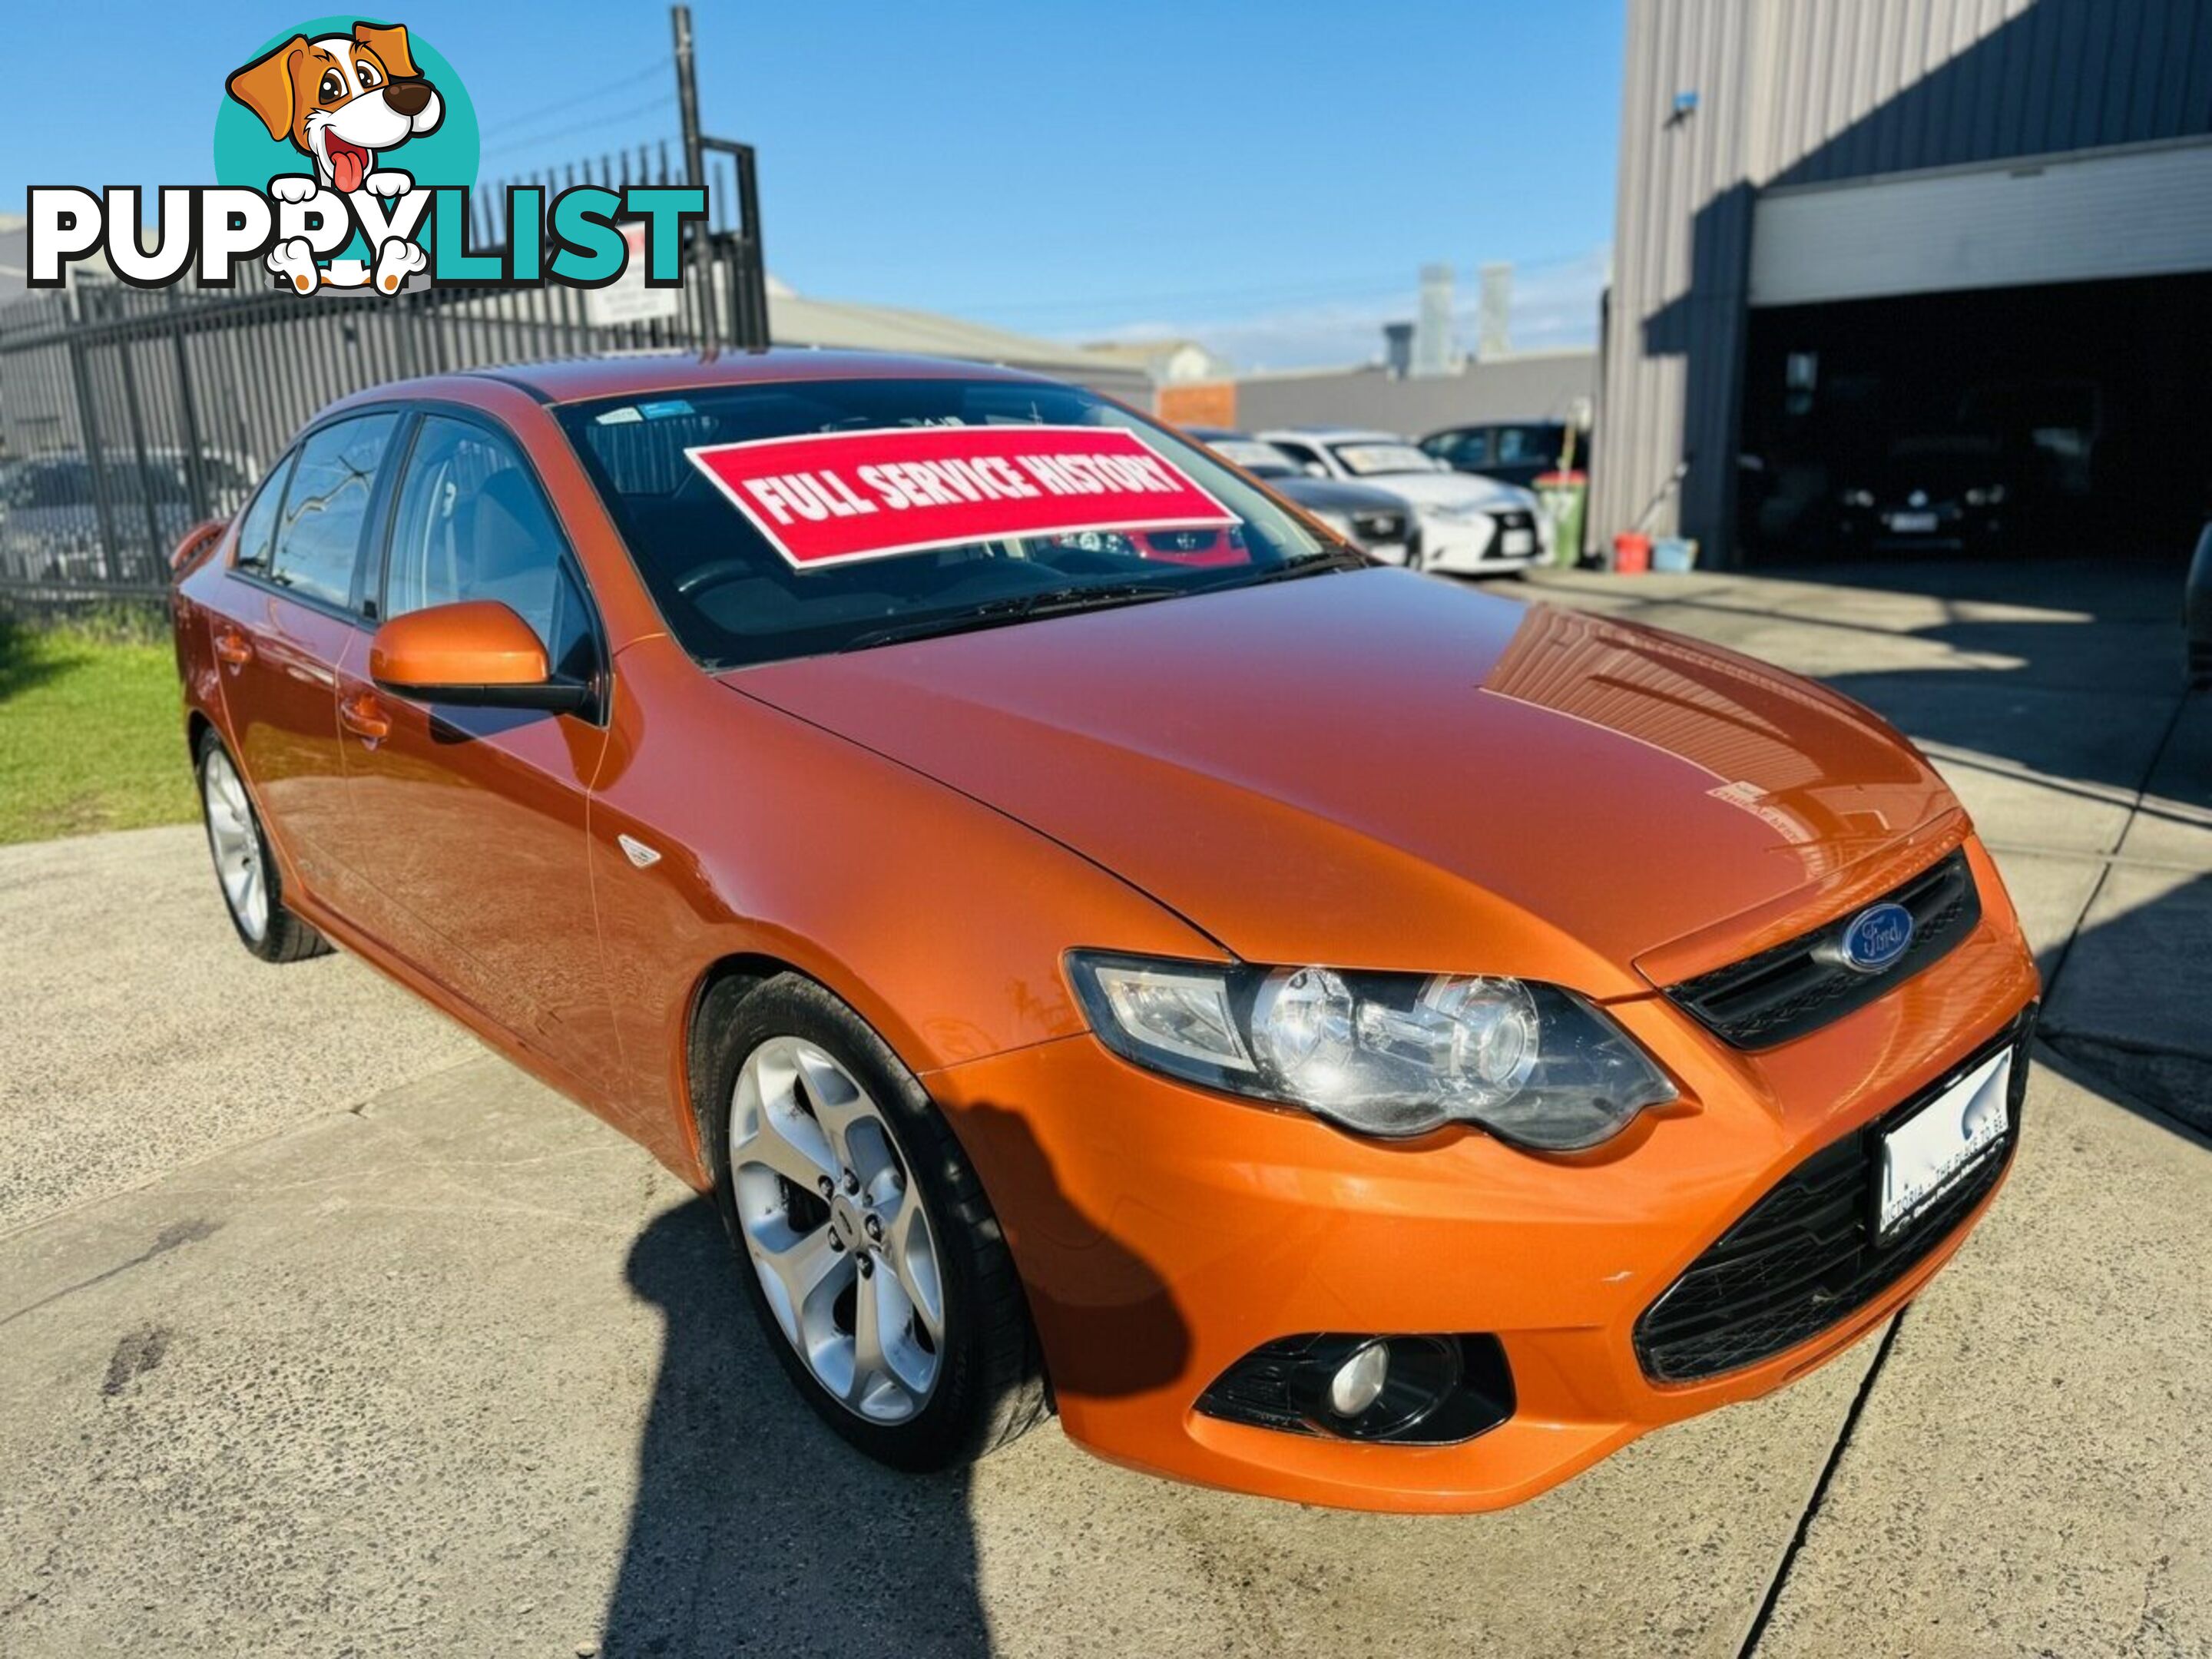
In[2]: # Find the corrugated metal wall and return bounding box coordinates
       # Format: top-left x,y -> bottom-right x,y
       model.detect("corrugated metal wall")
1596,0 -> 2212,564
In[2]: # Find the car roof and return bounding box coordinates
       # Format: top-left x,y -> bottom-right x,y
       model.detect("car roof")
361,348 -> 1061,409
1254,426 -> 1405,443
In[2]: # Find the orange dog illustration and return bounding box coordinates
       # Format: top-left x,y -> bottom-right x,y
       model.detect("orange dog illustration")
227,22 -> 442,293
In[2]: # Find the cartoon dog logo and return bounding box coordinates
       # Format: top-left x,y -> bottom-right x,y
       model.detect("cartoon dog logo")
227,22 -> 442,294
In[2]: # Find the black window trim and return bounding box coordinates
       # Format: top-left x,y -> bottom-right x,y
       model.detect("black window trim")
227,445 -> 300,577
366,398 -> 613,729
229,403 -> 408,628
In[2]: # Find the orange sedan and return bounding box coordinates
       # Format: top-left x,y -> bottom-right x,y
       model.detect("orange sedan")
171,353 -> 2038,1512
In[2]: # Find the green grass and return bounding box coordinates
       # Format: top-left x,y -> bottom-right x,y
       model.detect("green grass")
0,617 -> 197,846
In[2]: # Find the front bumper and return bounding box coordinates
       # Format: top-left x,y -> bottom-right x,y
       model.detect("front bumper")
1419,508 -> 1545,573
926,838 -> 2039,1512
1837,505 -> 2002,552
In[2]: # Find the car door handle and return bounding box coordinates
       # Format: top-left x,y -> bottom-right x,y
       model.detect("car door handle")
213,628 -> 253,667
339,691 -> 391,743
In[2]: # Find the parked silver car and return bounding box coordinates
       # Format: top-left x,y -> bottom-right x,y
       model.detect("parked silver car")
1186,429 -> 1417,565
1255,427 -> 1550,575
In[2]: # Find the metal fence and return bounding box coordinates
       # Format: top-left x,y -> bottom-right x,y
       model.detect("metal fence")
0,138 -> 767,603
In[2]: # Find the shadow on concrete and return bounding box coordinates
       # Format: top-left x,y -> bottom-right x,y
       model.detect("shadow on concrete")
2037,861 -> 2212,1141
604,1197 -> 991,1658
604,1104 -> 1190,1657
2034,1026 -> 2212,1151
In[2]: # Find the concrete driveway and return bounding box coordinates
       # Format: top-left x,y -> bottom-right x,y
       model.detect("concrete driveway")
2,559 -> 2207,1657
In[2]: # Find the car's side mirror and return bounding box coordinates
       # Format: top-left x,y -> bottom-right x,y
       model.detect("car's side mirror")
369,600 -> 588,714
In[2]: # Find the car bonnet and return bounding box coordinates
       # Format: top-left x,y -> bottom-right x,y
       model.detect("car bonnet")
720,571 -> 1959,993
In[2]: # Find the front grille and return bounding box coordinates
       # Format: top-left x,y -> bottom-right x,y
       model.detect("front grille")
1633,1013 -> 2032,1384
1476,509 -> 1537,561
1665,848 -> 1980,1048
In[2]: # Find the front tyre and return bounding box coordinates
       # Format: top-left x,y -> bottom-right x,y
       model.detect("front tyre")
195,731 -> 330,964
704,975 -> 1045,1471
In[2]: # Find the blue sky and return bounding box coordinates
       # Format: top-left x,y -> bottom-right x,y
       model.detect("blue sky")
3,1 -> 1622,369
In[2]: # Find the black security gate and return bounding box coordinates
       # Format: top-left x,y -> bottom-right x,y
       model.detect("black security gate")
0,137 -> 767,602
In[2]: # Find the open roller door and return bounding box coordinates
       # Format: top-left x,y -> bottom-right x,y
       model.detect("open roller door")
1737,140 -> 2212,565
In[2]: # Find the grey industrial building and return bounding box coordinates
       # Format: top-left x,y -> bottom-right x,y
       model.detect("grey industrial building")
1596,0 -> 2212,568
1234,349 -> 1596,436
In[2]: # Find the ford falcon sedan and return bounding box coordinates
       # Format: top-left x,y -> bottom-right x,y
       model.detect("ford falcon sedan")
170,351 -> 2038,1512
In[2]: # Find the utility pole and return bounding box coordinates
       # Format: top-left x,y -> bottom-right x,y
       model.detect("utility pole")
672,5 -> 717,347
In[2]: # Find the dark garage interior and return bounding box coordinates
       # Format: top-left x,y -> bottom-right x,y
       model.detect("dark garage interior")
1737,271 -> 2212,569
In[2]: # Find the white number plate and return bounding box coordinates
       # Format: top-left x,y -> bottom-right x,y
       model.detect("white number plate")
1502,528 -> 1535,555
1877,1049 -> 2011,1238
1886,511 -> 1939,534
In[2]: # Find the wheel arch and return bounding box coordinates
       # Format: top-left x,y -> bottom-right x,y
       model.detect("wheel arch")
672,947 -> 1033,1266
681,952 -> 796,1168
680,948 -> 1060,1425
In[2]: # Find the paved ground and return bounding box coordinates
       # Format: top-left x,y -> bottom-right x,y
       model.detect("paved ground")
1,559 -> 2206,1657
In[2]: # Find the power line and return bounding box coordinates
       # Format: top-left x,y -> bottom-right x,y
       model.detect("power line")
490,60 -> 670,137
478,95 -> 677,165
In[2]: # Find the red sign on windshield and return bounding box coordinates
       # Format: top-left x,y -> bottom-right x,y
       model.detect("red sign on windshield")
684,425 -> 1240,569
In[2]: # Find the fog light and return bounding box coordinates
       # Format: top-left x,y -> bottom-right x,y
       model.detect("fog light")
1327,1340 -> 1390,1417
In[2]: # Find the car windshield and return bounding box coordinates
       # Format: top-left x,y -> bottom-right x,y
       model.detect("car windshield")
558,378 -> 1356,669
1329,442 -> 1441,477
1207,438 -> 1297,477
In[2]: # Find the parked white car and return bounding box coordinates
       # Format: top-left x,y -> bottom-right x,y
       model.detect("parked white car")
1255,427 -> 1550,575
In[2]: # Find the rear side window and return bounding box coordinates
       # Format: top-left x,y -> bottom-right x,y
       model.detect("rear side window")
268,413 -> 398,608
231,451 -> 296,573
1497,426 -> 1558,465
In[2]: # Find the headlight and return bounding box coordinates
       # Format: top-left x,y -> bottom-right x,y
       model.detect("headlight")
1841,488 -> 1876,508
1964,485 -> 2006,506
1065,952 -> 1677,1150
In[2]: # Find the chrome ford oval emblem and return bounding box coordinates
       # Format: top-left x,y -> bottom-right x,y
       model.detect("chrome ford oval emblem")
1839,902 -> 1915,974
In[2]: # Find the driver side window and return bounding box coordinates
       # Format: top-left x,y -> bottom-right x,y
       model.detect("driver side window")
384,416 -> 600,684
1270,439 -> 1324,472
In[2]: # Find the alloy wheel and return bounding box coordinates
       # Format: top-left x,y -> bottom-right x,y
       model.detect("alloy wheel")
201,747 -> 268,942
730,1036 -> 945,1423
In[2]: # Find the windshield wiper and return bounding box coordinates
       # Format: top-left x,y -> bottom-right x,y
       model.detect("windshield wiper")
1201,547 -> 1370,588
839,581 -> 1184,653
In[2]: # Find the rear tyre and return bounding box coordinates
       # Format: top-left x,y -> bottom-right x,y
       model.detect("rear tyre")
703,974 -> 1046,1471
195,731 -> 330,964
